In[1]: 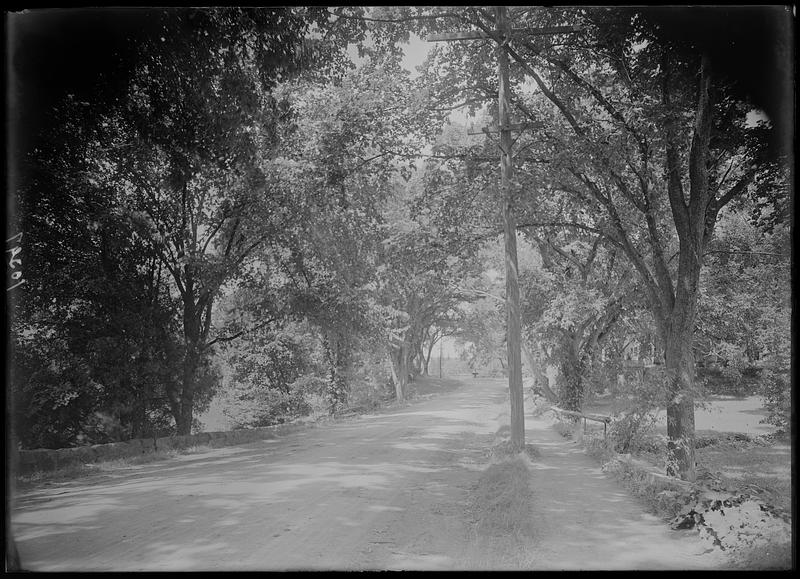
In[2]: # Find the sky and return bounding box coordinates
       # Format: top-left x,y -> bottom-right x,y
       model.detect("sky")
399,33 -> 430,78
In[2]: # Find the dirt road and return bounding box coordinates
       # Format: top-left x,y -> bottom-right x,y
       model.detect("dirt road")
10,378 -> 725,571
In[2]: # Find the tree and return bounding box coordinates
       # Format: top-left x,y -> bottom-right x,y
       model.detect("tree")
75,8 -> 369,434
696,207 -> 791,428
12,100 -> 185,447
219,52 -> 428,412
376,174 -> 484,401
490,7 -> 788,480
410,6 -> 790,479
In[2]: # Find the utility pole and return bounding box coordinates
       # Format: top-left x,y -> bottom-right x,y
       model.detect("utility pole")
428,8 -> 579,452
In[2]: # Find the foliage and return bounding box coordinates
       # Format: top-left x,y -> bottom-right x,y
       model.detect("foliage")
759,356 -> 790,434
671,486 -> 791,557
375,170 -> 485,400
11,7 -> 790,462
696,209 -> 790,400
222,328 -> 314,428
607,368 -> 670,454
409,5 -> 790,479
11,102 -> 186,447
10,7 -> 385,441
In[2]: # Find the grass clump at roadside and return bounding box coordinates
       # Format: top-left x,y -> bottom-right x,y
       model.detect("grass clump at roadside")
470,456 -> 536,540
14,445 -> 213,490
469,423 -> 539,541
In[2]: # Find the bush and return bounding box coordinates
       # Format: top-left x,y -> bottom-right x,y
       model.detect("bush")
223,329 -> 315,427
228,386 -> 311,429
470,457 -> 535,539
697,365 -> 760,397
608,409 -> 660,454
759,364 -> 790,434
608,368 -> 669,454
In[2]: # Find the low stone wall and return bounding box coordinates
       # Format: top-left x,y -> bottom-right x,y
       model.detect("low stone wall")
15,421 -> 312,476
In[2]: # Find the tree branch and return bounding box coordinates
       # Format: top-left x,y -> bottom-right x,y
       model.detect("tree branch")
326,8 -> 466,24
204,316 -> 278,350
661,51 -> 690,239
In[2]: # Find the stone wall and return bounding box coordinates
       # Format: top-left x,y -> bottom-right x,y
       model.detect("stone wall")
14,421 -> 312,476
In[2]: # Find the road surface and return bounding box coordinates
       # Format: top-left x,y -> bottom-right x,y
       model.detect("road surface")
10,378 -> 725,571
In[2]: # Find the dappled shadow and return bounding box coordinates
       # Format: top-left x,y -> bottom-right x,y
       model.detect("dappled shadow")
524,418 -> 724,570
12,379 -> 508,571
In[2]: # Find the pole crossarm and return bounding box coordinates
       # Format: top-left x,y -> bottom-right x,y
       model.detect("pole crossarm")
426,7 -> 580,453
467,121 -> 543,135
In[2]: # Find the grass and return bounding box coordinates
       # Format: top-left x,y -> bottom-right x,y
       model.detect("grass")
548,394 -> 793,571
695,436 -> 792,513
579,395 -> 791,516
622,432 -> 792,517
461,418 -> 542,569
13,445 -> 214,490
470,456 -> 536,539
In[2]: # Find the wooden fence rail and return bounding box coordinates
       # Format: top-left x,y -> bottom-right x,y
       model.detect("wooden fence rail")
550,406 -> 613,438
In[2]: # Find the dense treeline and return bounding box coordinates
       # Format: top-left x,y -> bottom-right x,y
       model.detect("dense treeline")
8,7 -> 790,482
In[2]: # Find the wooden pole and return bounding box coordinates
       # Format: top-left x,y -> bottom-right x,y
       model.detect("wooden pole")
495,6 -> 525,452
426,8 -> 580,453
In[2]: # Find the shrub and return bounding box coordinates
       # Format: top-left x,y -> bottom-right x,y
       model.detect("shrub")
608,409 -> 660,454
607,368 -> 669,454
470,457 -> 535,539
228,386 -> 311,429
759,364 -> 790,434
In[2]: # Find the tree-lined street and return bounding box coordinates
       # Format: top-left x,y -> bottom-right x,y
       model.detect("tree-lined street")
12,379 -> 727,571
6,6 -> 792,571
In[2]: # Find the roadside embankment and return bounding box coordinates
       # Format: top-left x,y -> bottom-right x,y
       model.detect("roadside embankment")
14,421 -> 312,476
543,407 -> 792,570
14,376 -> 468,477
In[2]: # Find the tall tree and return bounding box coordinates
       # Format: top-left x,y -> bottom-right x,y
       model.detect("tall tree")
525,234 -> 628,412
411,6 -> 790,479
12,100 -> 184,447
28,7 -> 368,435
503,6 -> 790,480
377,174 -> 483,401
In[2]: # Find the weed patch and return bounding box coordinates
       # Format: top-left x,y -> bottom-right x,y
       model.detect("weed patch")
470,457 -> 535,540
567,419 -> 793,570
14,449 -> 177,489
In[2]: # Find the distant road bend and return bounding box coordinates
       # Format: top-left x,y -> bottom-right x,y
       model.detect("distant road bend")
11,378 -> 724,571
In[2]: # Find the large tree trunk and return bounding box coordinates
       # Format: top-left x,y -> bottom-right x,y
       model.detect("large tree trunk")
389,342 -> 409,402
661,246 -> 702,481
172,288 -> 207,436
522,341 -> 558,402
664,344 -> 697,481
173,354 -> 197,436
323,335 -> 348,414
656,53 -> 714,482
559,334 -> 585,412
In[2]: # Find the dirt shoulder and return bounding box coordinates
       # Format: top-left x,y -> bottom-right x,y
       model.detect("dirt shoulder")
11,378 -> 725,571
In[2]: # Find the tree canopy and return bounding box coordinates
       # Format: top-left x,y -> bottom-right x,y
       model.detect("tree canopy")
8,7 -> 791,479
